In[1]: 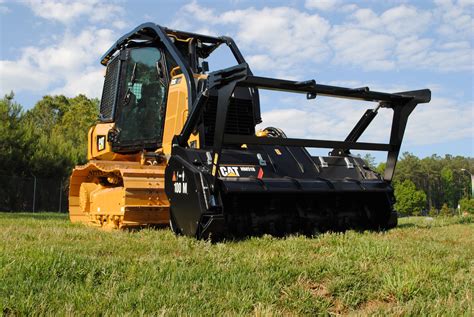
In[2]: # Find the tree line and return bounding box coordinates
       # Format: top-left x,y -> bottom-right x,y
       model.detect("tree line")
0,93 -> 98,211
1,92 -> 473,214
365,152 -> 474,215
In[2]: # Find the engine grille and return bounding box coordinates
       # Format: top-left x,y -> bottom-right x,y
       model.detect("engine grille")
203,96 -> 255,146
99,57 -> 120,121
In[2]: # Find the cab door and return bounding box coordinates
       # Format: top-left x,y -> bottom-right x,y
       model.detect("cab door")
112,47 -> 169,152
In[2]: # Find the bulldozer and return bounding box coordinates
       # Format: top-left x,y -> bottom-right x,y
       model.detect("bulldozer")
69,23 -> 431,239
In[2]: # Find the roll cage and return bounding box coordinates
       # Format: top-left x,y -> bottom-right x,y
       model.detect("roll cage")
100,22 -> 261,121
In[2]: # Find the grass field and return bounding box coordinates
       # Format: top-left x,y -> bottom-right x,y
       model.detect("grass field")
0,213 -> 472,316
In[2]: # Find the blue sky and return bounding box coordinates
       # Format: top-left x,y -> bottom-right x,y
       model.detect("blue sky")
0,0 -> 472,161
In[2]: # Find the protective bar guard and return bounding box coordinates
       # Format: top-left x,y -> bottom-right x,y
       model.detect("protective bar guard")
175,63 -> 431,189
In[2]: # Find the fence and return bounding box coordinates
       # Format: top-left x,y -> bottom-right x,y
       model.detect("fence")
0,175 -> 68,212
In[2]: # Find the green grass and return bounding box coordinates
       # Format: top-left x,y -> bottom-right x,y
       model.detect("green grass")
0,213 -> 473,316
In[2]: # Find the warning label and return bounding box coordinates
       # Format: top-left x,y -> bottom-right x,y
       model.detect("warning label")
172,170 -> 188,194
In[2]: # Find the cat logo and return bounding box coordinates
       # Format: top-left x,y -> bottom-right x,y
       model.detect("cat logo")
219,166 -> 240,177
97,135 -> 106,151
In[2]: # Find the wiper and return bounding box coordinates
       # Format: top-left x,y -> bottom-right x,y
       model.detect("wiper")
130,62 -> 137,85
122,63 -> 137,106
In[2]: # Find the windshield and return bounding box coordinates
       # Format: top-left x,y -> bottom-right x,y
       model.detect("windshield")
115,47 -> 166,147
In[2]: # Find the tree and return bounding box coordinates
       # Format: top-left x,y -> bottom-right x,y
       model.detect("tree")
375,162 -> 386,176
441,167 -> 457,208
0,92 -> 30,176
22,94 -> 98,177
361,153 -> 376,169
394,179 -> 427,216
459,198 -> 474,214
392,153 -> 474,211
439,203 -> 453,216
428,206 -> 438,217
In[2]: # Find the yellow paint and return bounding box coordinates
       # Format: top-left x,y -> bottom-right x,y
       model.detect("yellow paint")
211,165 -> 216,176
88,123 -> 139,161
161,73 -> 199,155
69,161 -> 169,228
170,66 -> 181,78
167,34 -> 193,43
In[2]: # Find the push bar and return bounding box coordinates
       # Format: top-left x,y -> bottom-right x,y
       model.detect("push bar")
238,75 -> 431,105
175,63 -> 431,186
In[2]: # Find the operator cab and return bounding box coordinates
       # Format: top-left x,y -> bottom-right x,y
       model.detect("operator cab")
97,25 -> 260,154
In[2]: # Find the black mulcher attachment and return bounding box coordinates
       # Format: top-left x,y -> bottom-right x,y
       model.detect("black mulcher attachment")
165,63 -> 431,240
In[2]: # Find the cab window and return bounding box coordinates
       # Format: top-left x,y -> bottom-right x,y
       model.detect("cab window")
116,47 -> 166,146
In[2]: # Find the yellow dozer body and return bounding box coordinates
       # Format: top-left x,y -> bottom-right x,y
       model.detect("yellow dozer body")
69,67 -> 196,228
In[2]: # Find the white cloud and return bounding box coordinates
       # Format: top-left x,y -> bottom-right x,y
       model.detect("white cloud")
220,7 -> 331,62
23,0 -> 124,24
350,8 -> 382,29
329,26 -> 397,70
435,0 -> 474,38
174,4 -> 331,77
305,0 -> 340,11
258,96 -> 382,142
0,0 -> 9,13
405,97 -> 474,145
172,1 -> 472,73
0,6 -> 10,14
0,27 -> 116,98
349,5 -> 432,36
257,95 -> 474,148
0,60 -> 51,93
330,3 -> 471,72
380,5 -> 432,36
246,54 -> 279,72
182,0 -> 215,22
50,67 -> 104,97
0,0 -> 126,98
219,7 -> 330,76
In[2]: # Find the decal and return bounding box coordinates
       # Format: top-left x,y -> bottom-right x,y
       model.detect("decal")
274,148 -> 282,155
170,77 -> 182,85
176,170 -> 186,181
219,166 -> 240,177
218,165 -> 259,178
173,170 -> 188,194
173,182 -> 188,194
211,165 -> 217,176
97,135 -> 106,151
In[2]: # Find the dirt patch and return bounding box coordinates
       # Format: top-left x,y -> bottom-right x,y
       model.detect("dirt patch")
350,295 -> 398,316
296,276 -> 331,298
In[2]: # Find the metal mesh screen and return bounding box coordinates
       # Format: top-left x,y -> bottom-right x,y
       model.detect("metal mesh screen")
99,56 -> 120,121
203,96 -> 255,146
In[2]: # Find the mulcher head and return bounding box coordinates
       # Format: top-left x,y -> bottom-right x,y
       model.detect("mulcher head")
165,63 -> 430,240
